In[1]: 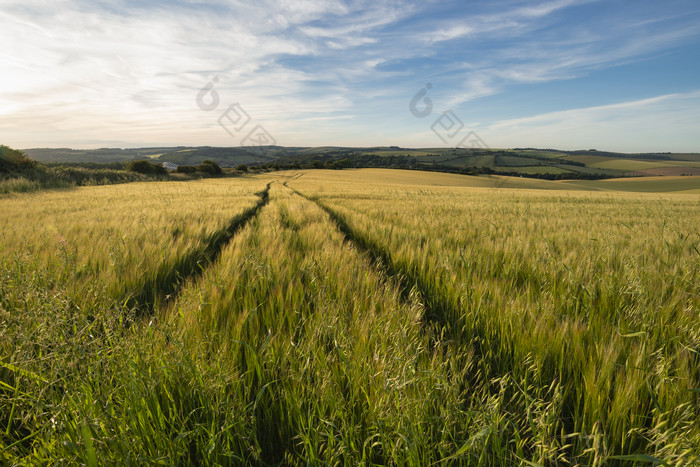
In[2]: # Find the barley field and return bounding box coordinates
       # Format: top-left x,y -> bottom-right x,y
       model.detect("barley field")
1,170 -> 699,465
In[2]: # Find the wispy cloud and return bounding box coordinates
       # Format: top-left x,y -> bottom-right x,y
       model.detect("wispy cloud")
425,0 -> 599,44
481,91 -> 700,151
0,0 -> 699,150
1,0 -> 421,147
439,3 -> 700,108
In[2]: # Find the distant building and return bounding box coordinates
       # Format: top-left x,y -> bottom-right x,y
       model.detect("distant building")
162,162 -> 179,170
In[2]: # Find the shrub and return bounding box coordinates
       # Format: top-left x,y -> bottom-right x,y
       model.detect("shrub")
324,160 -> 343,170
234,164 -> 248,172
176,165 -> 198,174
126,160 -> 166,175
197,160 -> 222,175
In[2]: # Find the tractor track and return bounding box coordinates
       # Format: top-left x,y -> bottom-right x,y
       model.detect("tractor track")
284,182 -> 457,334
128,182 -> 272,316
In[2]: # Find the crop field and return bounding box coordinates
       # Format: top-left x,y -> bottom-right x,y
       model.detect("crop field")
1,169 -> 699,465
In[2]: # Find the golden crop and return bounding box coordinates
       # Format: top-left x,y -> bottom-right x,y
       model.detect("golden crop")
1,169 -> 698,465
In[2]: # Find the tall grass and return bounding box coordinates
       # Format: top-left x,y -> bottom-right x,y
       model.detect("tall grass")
0,178 -> 44,194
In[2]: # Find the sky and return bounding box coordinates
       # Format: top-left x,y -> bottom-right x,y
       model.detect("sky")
1,0 -> 700,152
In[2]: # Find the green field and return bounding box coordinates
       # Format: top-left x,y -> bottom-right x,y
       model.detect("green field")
588,159 -> 700,171
570,176 -> 700,193
1,170 -> 699,465
502,165 -> 574,175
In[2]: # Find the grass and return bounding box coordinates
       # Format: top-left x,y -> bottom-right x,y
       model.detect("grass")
1,169 -> 698,464
512,150 -> 566,159
0,178 -> 43,194
432,155 -> 496,167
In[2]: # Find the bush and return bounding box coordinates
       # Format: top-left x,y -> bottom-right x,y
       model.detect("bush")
176,165 -> 197,174
197,160 -> 222,175
324,160 -> 343,170
234,164 -> 248,172
126,160 -> 166,175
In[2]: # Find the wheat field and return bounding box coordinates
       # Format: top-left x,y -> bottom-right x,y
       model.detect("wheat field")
1,170 -> 698,465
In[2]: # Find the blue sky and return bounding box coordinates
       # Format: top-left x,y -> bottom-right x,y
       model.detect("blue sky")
1,0 -> 699,151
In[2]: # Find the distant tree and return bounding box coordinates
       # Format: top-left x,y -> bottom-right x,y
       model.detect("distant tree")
197,160 -> 223,175
176,165 -> 197,174
126,160 -> 166,175
234,164 -> 248,172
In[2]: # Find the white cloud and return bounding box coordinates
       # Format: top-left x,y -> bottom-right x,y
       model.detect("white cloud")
440,12 -> 700,108
0,0 -> 359,147
481,91 -> 700,152
425,0 -> 600,44
0,0 -> 698,149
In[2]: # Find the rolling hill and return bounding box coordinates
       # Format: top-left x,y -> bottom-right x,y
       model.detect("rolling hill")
21,146 -> 700,180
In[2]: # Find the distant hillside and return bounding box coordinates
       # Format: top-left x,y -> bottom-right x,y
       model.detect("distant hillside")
21,146 -> 700,179
23,146 -> 279,166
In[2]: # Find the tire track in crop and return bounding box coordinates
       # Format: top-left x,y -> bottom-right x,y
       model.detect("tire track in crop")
286,183 -> 513,389
288,184 -> 674,462
127,182 -> 272,316
285,183 -> 454,332
285,184 -> 577,459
